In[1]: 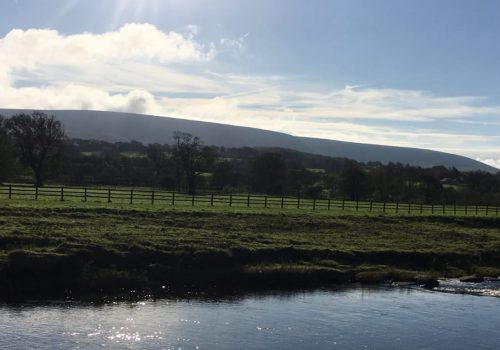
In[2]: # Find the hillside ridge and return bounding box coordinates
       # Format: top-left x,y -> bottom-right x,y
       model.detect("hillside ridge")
0,108 -> 496,172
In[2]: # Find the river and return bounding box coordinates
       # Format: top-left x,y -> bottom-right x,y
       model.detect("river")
1,285 -> 499,349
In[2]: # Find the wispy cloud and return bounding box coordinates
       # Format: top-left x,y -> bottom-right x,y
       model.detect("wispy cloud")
1,23 -> 499,166
219,33 -> 249,56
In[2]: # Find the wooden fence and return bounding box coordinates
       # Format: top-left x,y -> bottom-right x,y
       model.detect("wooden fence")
0,184 -> 498,216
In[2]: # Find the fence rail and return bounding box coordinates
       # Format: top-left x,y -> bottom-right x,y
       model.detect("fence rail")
0,184 -> 498,216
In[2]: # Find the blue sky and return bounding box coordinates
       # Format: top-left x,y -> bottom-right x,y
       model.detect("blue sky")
0,0 -> 499,168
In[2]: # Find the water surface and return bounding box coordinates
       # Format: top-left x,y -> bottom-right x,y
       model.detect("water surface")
1,286 -> 499,349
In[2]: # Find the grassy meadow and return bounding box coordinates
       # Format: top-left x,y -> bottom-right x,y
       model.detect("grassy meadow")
0,197 -> 499,298
1,184 -> 498,216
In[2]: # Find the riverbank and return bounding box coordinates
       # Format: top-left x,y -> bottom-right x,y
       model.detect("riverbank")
1,201 -> 499,299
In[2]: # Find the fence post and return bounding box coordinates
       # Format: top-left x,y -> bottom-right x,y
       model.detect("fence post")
247,194 -> 251,208
192,194 -> 195,206
130,189 -> 133,204
475,205 -> 478,216
370,201 -> 373,212
328,199 -> 331,211
465,204 -> 468,216
313,199 -> 316,210
281,196 -> 284,209
297,196 -> 301,209
171,192 -> 175,206
342,200 -> 345,211
408,203 -> 411,214
496,206 -> 498,216
420,203 -> 423,214
107,188 -> 111,203
486,205 -> 489,216
454,203 -> 456,215
211,193 -> 214,207
84,188 -> 88,202
396,201 -> 399,214
442,204 -> 445,215
264,196 -> 268,208
8,184 -> 12,199
35,186 -> 38,200
431,204 -> 434,215
356,200 -> 359,211
229,194 -> 233,207
151,190 -> 155,205
60,186 -> 64,201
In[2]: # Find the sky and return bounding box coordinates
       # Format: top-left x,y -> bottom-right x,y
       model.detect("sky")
0,0 -> 499,169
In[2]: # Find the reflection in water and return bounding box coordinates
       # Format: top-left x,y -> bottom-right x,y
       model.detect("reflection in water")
1,286 -> 499,350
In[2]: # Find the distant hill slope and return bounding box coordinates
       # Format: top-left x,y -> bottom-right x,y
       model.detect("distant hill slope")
0,109 -> 496,172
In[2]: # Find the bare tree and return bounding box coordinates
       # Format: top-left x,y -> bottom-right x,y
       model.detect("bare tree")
146,143 -> 166,186
0,116 -> 16,183
6,111 -> 65,186
172,131 -> 204,194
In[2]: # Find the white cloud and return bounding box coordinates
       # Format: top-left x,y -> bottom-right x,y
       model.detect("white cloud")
1,84 -> 161,115
183,24 -> 200,36
219,33 -> 248,51
1,23 -> 214,69
1,23 -> 500,162
0,62 -> 9,87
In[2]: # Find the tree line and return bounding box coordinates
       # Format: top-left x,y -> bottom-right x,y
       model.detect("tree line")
1,111 -> 499,205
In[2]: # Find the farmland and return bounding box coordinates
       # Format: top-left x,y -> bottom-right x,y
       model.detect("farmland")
1,197 -> 499,299
1,184 -> 498,217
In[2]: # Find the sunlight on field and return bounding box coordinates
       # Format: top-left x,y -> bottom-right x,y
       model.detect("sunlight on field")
0,184 -> 497,218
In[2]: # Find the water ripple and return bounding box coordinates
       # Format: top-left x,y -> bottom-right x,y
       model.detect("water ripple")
0,287 -> 499,349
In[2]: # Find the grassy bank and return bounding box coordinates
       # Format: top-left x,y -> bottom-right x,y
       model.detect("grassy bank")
0,200 -> 499,299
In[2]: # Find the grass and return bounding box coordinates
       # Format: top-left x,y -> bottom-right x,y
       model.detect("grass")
1,183 -> 498,217
0,199 -> 499,299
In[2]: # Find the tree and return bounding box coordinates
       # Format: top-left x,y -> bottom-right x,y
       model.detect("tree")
172,131 -> 205,194
211,160 -> 240,189
6,112 -> 65,186
0,116 -> 16,183
419,173 -> 443,203
146,143 -> 166,186
288,167 -> 314,197
369,163 -> 405,201
249,152 -> 288,195
338,160 -> 368,201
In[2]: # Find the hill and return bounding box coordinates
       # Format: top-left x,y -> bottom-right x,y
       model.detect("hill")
0,109 -> 496,172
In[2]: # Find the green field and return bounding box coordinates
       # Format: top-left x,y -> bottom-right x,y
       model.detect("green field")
1,184 -> 498,217
1,197 -> 499,299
